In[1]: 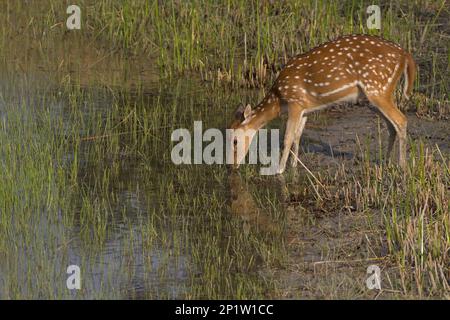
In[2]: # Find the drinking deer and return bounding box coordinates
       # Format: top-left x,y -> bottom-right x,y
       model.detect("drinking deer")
229,34 -> 416,174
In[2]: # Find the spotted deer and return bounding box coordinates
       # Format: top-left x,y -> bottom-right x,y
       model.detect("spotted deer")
229,34 -> 416,174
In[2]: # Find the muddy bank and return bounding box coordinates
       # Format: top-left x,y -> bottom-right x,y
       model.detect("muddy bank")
257,105 -> 449,299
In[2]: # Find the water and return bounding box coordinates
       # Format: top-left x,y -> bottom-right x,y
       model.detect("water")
0,60 -> 288,299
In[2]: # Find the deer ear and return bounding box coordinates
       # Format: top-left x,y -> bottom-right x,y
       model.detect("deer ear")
243,104 -> 252,119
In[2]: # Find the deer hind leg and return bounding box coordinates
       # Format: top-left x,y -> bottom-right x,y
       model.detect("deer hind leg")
278,104 -> 303,174
367,95 -> 407,169
384,119 -> 397,163
290,116 -> 308,168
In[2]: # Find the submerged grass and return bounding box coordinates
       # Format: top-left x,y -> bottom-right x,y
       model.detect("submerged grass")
297,141 -> 450,297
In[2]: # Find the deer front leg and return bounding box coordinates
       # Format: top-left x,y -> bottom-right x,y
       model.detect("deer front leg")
277,108 -> 303,174
291,116 -> 308,168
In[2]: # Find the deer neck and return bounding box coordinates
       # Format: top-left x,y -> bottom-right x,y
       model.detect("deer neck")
245,95 -> 281,131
